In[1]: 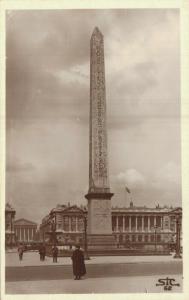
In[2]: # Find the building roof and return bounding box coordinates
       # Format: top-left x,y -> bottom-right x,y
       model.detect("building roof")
111,205 -> 182,214
40,203 -> 182,226
14,218 -> 37,226
50,204 -> 87,214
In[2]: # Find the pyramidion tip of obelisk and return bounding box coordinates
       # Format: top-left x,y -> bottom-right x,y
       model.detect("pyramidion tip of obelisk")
91,27 -> 103,38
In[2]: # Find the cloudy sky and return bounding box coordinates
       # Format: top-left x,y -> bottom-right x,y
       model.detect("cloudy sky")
6,9 -> 181,223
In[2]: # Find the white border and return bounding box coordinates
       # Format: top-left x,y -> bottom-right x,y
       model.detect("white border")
0,0 -> 189,300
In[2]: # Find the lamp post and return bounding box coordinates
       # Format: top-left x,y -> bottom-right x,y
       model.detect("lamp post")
174,215 -> 182,259
83,215 -> 90,260
10,213 -> 13,249
154,225 -> 158,253
51,219 -> 58,245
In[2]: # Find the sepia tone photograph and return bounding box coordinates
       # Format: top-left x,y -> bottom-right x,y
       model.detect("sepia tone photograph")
4,8 -> 183,295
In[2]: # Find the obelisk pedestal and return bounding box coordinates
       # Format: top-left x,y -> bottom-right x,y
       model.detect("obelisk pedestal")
85,27 -> 116,249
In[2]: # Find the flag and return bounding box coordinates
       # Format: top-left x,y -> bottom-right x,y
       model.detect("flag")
125,186 -> 131,194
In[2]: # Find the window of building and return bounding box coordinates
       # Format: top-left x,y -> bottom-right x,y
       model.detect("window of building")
112,216 -> 116,232
131,217 -> 136,231
137,217 -> 142,230
71,217 -> 76,232
63,216 -> 69,231
119,235 -> 123,244
126,235 -> 130,241
78,217 -> 84,232
150,235 -> 154,242
150,216 -> 154,228
125,217 -> 129,229
6,222 -> 10,230
157,235 -> 161,242
132,235 -> 136,242
145,235 -> 148,242
156,216 -> 161,227
138,235 -> 142,242
57,224 -> 62,229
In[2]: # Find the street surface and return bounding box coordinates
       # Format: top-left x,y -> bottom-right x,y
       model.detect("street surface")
5,251 -> 183,294
6,261 -> 182,281
6,275 -> 182,294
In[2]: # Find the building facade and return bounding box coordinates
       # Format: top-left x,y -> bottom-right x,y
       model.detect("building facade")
14,219 -> 38,244
39,202 -> 182,250
5,203 -> 16,247
40,204 -> 87,245
111,203 -> 182,250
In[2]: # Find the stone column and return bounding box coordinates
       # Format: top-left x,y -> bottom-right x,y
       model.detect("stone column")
25,228 -> 28,242
123,216 -> 125,232
21,227 -> 24,241
116,216 -> 119,232
129,216 -> 131,232
135,216 -> 138,232
160,216 -> 163,229
148,216 -> 150,231
142,216 -> 144,232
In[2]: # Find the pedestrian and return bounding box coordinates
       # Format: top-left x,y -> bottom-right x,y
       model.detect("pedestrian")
52,244 -> 58,263
17,243 -> 24,261
39,243 -> 46,261
39,244 -> 42,261
71,245 -> 86,280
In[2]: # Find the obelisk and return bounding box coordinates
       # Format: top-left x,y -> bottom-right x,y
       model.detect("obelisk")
85,27 -> 114,244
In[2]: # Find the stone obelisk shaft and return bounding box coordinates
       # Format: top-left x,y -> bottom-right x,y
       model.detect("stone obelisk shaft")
85,27 -> 113,236
89,27 -> 109,193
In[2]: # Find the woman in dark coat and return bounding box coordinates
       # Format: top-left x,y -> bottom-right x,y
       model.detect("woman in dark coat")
71,245 -> 86,280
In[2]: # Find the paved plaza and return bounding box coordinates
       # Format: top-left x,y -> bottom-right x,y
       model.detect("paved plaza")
5,251 -> 183,294
6,250 -> 181,267
6,274 -> 183,294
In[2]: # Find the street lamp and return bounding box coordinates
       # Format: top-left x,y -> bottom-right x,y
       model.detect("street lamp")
83,215 -> 90,260
174,215 -> 182,259
154,225 -> 158,252
10,213 -> 13,249
51,219 -> 58,245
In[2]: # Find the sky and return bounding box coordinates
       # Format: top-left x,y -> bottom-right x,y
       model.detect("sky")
6,9 -> 181,224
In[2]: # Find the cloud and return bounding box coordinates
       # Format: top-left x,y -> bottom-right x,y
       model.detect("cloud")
116,169 -> 146,188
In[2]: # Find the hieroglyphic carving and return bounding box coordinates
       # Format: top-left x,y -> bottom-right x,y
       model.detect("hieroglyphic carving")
89,27 -> 109,192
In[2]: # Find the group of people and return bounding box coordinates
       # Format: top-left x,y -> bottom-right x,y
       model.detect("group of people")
17,243 -> 86,280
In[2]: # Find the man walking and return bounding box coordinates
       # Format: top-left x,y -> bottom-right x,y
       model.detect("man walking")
39,243 -> 46,261
71,245 -> 86,280
52,244 -> 58,263
17,244 -> 24,261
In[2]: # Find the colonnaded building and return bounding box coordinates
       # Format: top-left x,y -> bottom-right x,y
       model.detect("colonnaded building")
5,202 -> 38,247
39,202 -> 182,251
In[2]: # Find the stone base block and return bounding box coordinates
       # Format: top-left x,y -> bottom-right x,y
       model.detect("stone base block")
87,234 -> 117,250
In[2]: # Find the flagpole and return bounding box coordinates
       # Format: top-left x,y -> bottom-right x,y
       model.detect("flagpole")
125,186 -> 131,206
